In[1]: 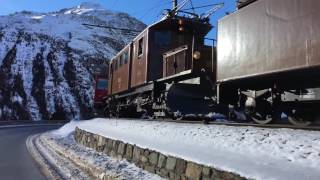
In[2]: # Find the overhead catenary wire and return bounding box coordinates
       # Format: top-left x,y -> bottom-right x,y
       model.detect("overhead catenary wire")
81,1 -> 172,36
138,0 -> 172,23
82,23 -> 142,36
201,3 -> 224,19
188,0 -> 196,14
182,2 -> 224,11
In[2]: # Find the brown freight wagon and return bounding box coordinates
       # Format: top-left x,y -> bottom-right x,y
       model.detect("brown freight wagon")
217,0 -> 320,126
217,0 -> 320,90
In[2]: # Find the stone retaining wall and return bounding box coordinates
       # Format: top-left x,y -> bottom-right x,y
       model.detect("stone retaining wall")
74,127 -> 244,180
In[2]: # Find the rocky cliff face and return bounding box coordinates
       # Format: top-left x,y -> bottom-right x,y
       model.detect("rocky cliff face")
0,2 -> 145,120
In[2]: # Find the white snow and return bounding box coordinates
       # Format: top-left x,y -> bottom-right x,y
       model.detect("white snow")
31,15 -> 45,19
11,94 -> 23,104
53,118 -> 320,180
43,128 -> 163,180
52,120 -> 82,137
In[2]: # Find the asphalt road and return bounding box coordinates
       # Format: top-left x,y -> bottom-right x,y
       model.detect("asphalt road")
0,125 -> 60,180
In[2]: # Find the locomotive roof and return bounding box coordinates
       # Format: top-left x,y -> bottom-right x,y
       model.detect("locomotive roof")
133,16 -> 212,41
111,43 -> 131,62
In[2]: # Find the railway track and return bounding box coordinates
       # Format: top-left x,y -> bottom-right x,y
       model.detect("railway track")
106,117 -> 320,131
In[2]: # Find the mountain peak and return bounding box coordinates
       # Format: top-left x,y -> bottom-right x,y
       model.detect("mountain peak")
62,2 -> 105,15
78,2 -> 103,9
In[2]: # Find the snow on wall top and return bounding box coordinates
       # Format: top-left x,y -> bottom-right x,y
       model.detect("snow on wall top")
58,118 -> 320,180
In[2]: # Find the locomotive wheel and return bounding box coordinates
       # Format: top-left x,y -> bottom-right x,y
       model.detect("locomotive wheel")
103,107 -> 113,118
172,111 -> 184,121
141,111 -> 155,120
173,115 -> 184,121
287,110 -> 312,127
103,107 -> 109,117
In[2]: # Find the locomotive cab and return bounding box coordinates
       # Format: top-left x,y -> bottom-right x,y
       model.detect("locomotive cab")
129,16 -> 215,89
153,17 -> 215,82
148,17 -> 217,118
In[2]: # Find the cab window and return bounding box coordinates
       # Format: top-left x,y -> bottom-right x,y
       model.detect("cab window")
96,79 -> 108,90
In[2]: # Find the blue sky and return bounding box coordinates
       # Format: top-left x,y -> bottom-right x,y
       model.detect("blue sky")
0,0 -> 236,38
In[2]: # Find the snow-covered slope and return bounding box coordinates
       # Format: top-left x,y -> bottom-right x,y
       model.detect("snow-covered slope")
0,2 -> 146,120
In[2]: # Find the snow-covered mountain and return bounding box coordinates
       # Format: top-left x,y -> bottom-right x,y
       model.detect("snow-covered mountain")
0,2 -> 146,121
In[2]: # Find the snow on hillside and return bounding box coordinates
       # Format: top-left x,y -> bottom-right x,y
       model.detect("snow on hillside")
54,118 -> 320,180
0,2 -> 146,120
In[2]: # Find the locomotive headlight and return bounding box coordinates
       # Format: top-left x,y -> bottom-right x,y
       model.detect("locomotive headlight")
179,26 -> 184,32
193,51 -> 201,60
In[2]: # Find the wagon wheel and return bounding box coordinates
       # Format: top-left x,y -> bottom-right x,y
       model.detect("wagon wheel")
248,100 -> 274,125
251,112 -> 273,124
287,110 -> 312,127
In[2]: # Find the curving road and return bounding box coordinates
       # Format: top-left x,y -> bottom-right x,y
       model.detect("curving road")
0,125 -> 60,180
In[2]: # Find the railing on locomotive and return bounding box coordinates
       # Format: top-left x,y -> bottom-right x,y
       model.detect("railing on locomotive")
204,37 -> 216,72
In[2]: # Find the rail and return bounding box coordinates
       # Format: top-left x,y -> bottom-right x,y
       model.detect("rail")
105,118 -> 320,131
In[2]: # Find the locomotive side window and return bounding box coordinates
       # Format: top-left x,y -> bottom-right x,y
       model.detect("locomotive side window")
138,38 -> 143,57
119,56 -> 123,67
114,59 -> 118,70
121,51 -> 129,64
154,31 -> 171,46
110,63 -> 113,73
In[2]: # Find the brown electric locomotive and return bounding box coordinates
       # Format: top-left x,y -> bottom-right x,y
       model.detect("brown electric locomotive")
104,0 -> 320,126
106,11 -> 215,119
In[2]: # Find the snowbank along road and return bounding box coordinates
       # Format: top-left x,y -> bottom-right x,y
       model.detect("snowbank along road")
67,118 -> 320,180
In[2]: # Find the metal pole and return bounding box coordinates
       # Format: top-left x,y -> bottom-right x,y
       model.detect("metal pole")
173,0 -> 178,11
212,39 -> 214,73
191,34 -> 195,69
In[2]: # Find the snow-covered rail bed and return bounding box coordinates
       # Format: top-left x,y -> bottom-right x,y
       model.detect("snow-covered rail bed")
57,118 -> 320,180
28,130 -> 162,180
119,118 -> 320,131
